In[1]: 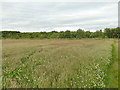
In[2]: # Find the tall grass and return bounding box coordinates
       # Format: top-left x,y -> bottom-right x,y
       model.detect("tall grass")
2,39 -> 118,88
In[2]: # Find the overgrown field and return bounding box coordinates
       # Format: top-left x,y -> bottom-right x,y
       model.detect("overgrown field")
2,39 -> 118,88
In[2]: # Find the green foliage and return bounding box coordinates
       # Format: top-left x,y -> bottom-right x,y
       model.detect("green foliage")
1,27 -> 120,39
76,29 -> 85,39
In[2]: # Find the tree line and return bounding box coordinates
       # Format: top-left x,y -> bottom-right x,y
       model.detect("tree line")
1,27 -> 120,39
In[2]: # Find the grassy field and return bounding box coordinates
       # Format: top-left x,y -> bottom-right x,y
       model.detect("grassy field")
118,40 -> 120,89
2,39 -> 118,88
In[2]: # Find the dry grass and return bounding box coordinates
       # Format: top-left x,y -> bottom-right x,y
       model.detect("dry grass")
2,39 -> 118,88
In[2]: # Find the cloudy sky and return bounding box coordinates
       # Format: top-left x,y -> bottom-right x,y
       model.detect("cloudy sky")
1,1 -> 119,32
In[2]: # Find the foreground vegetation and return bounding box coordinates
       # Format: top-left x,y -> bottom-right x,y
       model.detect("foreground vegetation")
2,39 -> 118,88
118,40 -> 120,89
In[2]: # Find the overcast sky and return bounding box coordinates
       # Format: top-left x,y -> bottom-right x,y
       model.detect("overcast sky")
1,1 -> 118,32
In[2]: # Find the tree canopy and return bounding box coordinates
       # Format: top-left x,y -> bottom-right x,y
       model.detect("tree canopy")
1,27 -> 120,39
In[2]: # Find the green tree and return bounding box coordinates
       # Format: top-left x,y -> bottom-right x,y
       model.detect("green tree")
64,30 -> 71,38
76,29 -> 85,39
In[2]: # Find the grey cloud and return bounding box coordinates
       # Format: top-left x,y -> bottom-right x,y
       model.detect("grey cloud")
1,2 -> 118,32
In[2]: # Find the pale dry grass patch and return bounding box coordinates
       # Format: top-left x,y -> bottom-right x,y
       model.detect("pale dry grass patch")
2,39 -> 117,88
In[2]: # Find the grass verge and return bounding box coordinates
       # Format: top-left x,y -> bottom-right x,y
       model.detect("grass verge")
104,40 -> 118,88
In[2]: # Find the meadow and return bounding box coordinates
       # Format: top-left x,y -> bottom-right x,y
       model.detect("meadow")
2,39 -> 118,88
